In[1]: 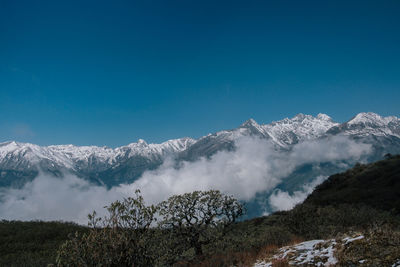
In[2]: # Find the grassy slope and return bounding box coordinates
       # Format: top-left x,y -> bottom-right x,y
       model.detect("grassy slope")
304,154 -> 400,214
0,221 -> 88,266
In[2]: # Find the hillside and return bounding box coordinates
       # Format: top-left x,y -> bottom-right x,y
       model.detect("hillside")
304,154 -> 400,214
249,155 -> 400,266
201,155 -> 400,266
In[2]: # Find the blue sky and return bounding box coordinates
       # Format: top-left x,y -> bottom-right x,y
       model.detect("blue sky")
1,0 -> 399,147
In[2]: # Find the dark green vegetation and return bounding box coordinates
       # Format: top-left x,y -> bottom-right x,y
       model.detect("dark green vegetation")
56,190 -> 243,266
0,220 -> 88,266
1,155 -> 399,266
57,190 -> 157,266
305,153 -> 400,214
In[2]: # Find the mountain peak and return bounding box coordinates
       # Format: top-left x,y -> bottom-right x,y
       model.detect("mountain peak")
317,113 -> 333,121
0,141 -> 20,152
348,112 -> 386,126
137,139 -> 148,145
0,140 -> 17,146
240,118 -> 259,128
293,113 -> 306,120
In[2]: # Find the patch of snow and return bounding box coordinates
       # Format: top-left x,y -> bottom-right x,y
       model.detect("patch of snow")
255,239 -> 339,267
392,259 -> 400,267
343,235 -> 364,244
254,234 -> 370,267
254,261 -> 272,267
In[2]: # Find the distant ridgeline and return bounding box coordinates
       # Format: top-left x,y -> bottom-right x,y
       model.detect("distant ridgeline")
1,112 -> 399,188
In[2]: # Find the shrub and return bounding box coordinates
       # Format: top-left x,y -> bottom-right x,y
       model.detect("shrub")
57,190 -> 244,266
278,203 -> 398,239
56,190 -> 157,266
157,190 -> 244,262
335,226 -> 400,266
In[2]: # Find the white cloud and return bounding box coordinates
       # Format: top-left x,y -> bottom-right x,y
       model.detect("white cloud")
0,173 -> 130,224
121,137 -> 287,204
290,135 -> 372,164
269,175 -> 327,211
127,135 -> 371,206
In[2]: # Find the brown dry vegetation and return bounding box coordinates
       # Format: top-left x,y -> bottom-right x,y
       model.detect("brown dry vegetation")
335,226 -> 400,266
176,242 -> 286,267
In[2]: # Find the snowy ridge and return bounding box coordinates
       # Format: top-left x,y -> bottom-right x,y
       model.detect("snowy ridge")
236,113 -> 339,147
0,137 -> 196,172
124,137 -> 196,158
348,112 -> 398,126
262,113 -> 339,147
0,141 -> 74,169
328,112 -> 400,138
0,112 -> 399,178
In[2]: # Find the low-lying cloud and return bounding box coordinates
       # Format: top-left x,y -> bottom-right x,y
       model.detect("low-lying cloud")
269,175 -> 327,211
0,173 -> 130,224
126,135 -> 371,205
0,135 -> 372,224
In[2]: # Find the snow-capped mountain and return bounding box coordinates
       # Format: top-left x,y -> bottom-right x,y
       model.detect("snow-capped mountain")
0,137 -> 196,187
178,113 -> 340,161
327,112 -> 400,138
0,138 -> 195,169
0,112 -> 399,188
241,113 -> 339,147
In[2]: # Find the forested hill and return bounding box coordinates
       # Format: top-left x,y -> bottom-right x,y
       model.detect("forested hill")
304,154 -> 400,214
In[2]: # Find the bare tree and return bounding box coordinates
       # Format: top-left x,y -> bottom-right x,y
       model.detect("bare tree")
157,190 -> 244,257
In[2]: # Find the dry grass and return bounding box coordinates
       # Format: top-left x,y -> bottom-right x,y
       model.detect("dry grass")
177,236 -> 303,267
286,236 -> 304,246
177,250 -> 259,267
253,237 -> 303,267
255,244 -> 280,262
335,226 -> 400,266
270,258 -> 290,267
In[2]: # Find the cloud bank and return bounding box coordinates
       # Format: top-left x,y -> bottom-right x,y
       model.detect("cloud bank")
0,135 -> 372,224
125,135 -> 371,205
269,175 -> 327,211
0,173 -> 130,224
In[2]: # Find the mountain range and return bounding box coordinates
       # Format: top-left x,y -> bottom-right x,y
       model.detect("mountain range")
1,112 -> 400,189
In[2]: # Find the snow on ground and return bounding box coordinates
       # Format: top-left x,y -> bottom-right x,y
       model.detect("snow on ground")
342,235 -> 364,244
254,235 -> 365,266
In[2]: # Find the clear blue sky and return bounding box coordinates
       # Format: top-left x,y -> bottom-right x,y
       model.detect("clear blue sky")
1,0 -> 399,147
